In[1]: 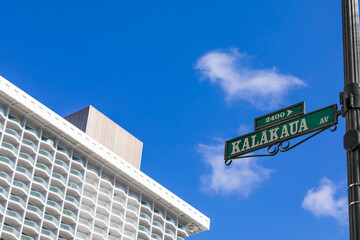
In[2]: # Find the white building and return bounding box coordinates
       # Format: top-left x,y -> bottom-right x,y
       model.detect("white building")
0,76 -> 210,240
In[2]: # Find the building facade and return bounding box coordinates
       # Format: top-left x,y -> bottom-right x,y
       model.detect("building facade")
0,76 -> 210,240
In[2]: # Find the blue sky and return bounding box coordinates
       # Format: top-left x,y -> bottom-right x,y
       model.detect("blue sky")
0,1 -> 349,239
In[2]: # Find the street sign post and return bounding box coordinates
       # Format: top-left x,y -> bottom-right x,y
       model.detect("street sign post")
254,102 -> 305,130
225,104 -> 338,160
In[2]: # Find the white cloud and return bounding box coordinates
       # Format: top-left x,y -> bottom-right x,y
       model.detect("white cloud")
195,48 -> 305,110
198,141 -> 272,197
302,178 -> 347,224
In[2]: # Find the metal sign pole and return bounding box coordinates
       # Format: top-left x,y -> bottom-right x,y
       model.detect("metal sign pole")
342,0 -> 360,239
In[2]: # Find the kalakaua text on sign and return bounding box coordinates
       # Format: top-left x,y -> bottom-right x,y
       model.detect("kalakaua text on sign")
225,105 -> 338,160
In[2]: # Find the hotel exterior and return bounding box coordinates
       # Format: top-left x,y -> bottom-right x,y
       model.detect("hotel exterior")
0,76 -> 210,240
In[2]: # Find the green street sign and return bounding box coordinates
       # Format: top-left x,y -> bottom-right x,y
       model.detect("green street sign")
254,102 -> 305,130
225,104 -> 338,160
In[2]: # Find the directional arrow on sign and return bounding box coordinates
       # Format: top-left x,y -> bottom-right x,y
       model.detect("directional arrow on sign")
254,102 -> 305,130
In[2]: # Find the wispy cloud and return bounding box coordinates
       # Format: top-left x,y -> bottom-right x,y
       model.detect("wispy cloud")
302,178 -> 347,224
195,48 -> 305,110
198,141 -> 272,197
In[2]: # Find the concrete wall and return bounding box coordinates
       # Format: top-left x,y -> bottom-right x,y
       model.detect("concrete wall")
65,106 -> 143,169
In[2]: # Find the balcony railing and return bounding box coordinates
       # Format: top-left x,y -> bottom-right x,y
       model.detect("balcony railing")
44,213 -> 59,226
47,200 -> 62,213
52,172 -> 67,185
27,204 -> 43,218
65,195 -> 79,208
5,128 -> 20,141
0,156 -> 15,169
60,223 -> 75,235
138,225 -> 150,235
24,219 -> 40,232
0,171 -> 11,184
3,224 -> 20,238
41,228 -> 57,239
151,233 -> 162,240
35,162 -> 51,176
22,139 -> 37,152
19,152 -> 35,165
9,194 -> 26,208
30,190 -> 45,203
2,141 -> 17,154
25,125 -> 39,138
16,166 -> 32,180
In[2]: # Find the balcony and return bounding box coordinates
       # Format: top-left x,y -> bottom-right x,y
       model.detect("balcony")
7,115 -> 22,130
35,162 -> 51,177
82,191 -> 96,206
125,217 -> 137,231
12,180 -> 28,197
151,233 -> 162,240
40,136 -> 55,151
30,190 -> 45,205
95,212 -> 108,228
21,234 -> 35,240
62,209 -> 77,224
153,221 -> 164,232
16,166 -> 32,182
115,182 -> 126,197
99,186 -> 112,201
51,172 -> 66,187
166,216 -> 176,228
176,237 -> 184,240
32,176 -> 48,192
56,146 -> 70,160
80,204 -> 94,220
97,199 -> 110,214
100,174 -> 112,189
67,182 -> 82,196
84,178 -> 97,193
5,128 -> 21,141
38,149 -> 53,164
43,214 -> 59,230
77,218 -> 92,233
49,186 -> 64,200
65,195 -> 79,210
128,192 -> 140,205
23,219 -> 41,235
177,225 -> 188,236
140,212 -> 151,224
9,195 -> 26,210
71,156 -> 85,170
75,232 -> 89,239
93,226 -> 107,239
0,155 -> 15,171
27,204 -> 43,220
21,138 -> 37,154
165,229 -> 175,239
154,208 -> 165,219
59,223 -> 75,238
127,204 -> 139,218
2,224 -> 20,240
109,221 -> 122,235
86,166 -> 99,180
113,195 -> 125,210
70,168 -> 84,182
6,209 -> 23,225
141,200 -> 152,211
138,225 -> 150,236
54,159 -> 69,174
24,125 -> 40,139
18,152 -> 35,166
0,170 -> 12,186
1,141 -> 17,156
123,230 -> 135,240
111,209 -> 124,224
46,200 -> 62,215
41,228 -> 57,240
